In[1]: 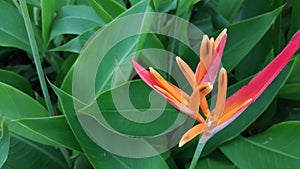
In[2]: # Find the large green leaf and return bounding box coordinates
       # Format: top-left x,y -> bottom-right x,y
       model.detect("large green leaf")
0,82 -> 80,160
220,121 -> 300,169
9,115 -> 82,152
0,117 -> 10,168
0,83 -> 70,167
87,0 -> 126,22
217,0 -> 244,22
223,6 -> 283,71
0,69 -> 33,97
0,1 -> 30,52
61,0 -> 153,94
3,134 -> 68,169
234,0 -> 284,80
80,80 -> 186,137
0,82 -> 48,120
50,5 -> 105,40
51,84 -> 169,169
41,0 -> 70,45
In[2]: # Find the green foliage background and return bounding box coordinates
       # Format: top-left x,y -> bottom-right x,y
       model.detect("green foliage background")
0,0 -> 299,168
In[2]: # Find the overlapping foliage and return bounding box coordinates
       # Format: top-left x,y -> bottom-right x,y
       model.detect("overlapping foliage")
0,0 -> 299,168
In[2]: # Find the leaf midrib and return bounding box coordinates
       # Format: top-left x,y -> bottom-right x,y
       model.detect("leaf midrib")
240,137 -> 300,159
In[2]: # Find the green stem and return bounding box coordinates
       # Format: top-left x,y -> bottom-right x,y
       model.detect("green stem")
189,138 -> 206,169
19,0 -> 54,116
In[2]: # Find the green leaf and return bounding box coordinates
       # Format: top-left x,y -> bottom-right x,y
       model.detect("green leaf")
129,0 -> 141,5
50,30 -> 96,53
217,0 -> 245,22
41,0 -> 70,45
55,54 -> 78,86
0,82 -> 49,120
285,55 -> 300,84
278,83 -> 300,101
176,0 -> 193,19
240,0 -> 284,19
73,155 -> 93,169
82,80 -> 185,137
61,0 -> 152,94
3,134 -> 68,169
220,121 -> 300,169
195,157 -> 235,169
288,0 -> 300,39
0,69 -> 33,97
50,5 -> 105,40
152,0 -> 177,12
0,82 -> 72,152
87,0 -> 126,22
0,116 -> 10,168
278,56 -> 300,101
0,0 -> 30,52
223,5 -> 283,71
9,115 -> 82,152
51,84 -> 169,169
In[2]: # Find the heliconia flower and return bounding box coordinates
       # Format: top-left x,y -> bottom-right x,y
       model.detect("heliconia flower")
132,28 -> 300,148
131,29 -> 228,123
179,29 -> 300,147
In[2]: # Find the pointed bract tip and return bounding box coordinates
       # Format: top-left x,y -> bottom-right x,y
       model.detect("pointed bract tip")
220,67 -> 227,73
175,56 -> 181,62
202,34 -> 209,41
178,141 -> 184,148
209,84 -> 213,90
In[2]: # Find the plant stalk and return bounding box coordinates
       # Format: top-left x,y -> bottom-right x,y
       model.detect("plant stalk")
19,0 -> 54,115
189,137 -> 207,169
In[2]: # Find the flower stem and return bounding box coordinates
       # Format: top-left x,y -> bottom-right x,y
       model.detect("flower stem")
189,138 -> 206,169
19,0 -> 54,115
